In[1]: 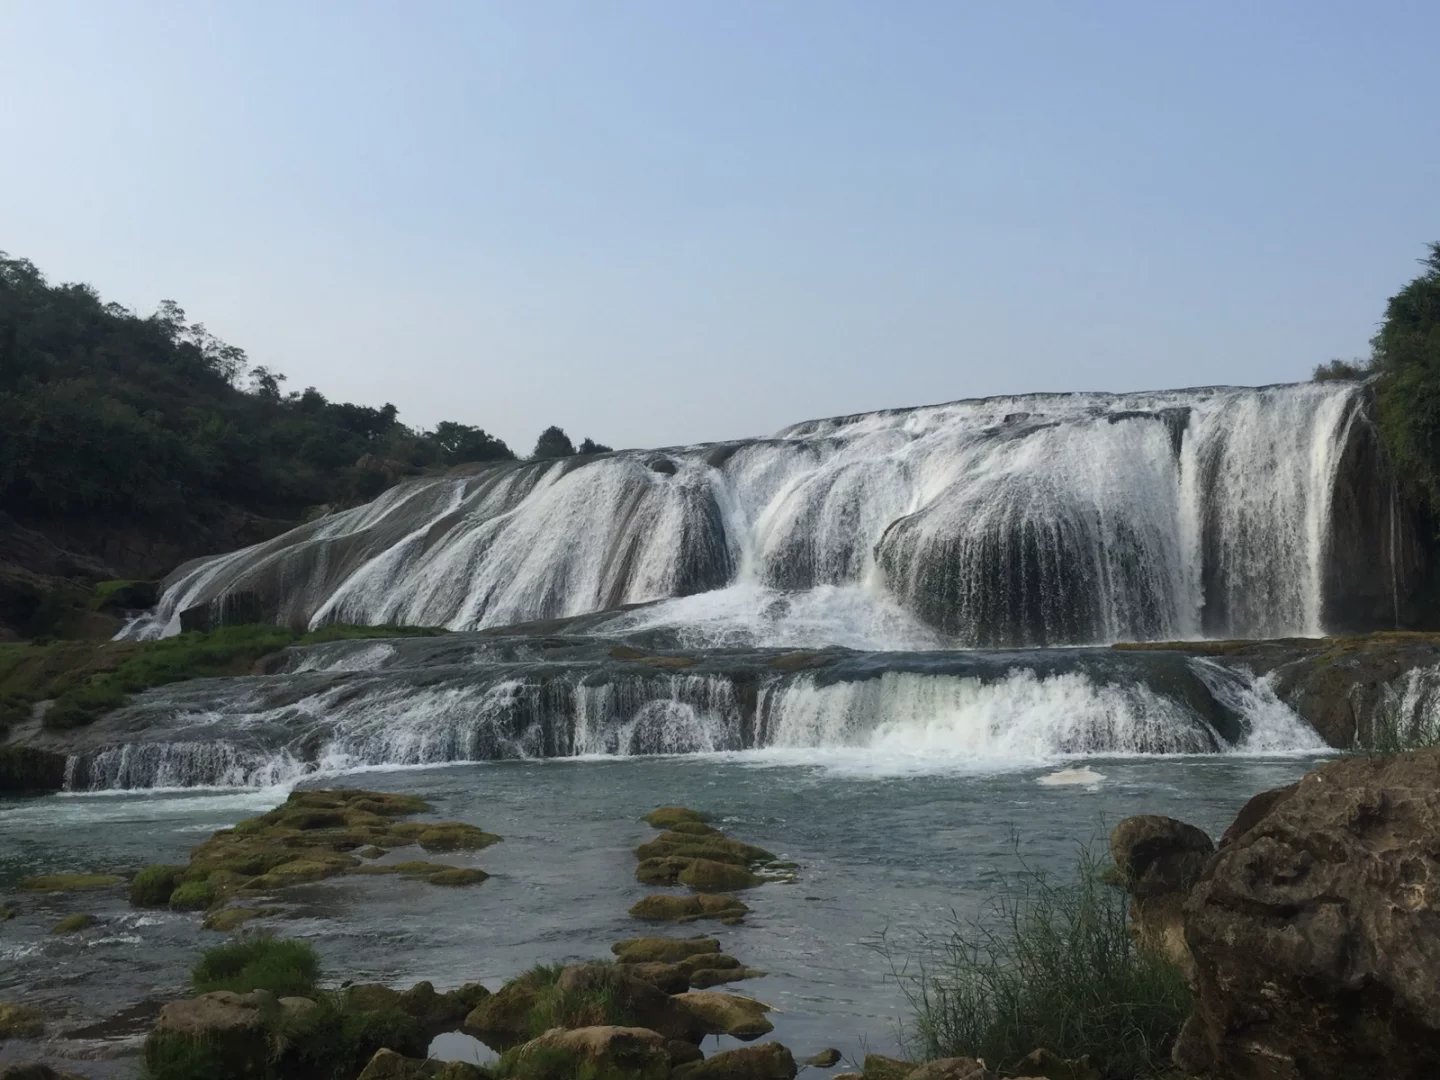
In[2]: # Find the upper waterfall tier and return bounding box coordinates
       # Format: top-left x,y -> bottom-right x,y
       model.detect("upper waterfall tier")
126,381 -> 1418,648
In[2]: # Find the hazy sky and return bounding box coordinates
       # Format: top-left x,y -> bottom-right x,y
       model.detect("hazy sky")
3,3 -> 1437,452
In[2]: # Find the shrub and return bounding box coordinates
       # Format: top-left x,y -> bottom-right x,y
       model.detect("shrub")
130,865 -> 185,907
881,844 -> 1189,1079
192,933 -> 321,997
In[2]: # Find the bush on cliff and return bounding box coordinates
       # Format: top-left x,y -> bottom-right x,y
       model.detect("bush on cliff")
883,844 -> 1189,1079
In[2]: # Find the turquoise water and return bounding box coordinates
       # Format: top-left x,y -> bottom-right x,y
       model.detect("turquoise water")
0,751 -> 1321,1074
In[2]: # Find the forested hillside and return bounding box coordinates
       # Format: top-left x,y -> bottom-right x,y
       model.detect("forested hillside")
0,251 -> 604,639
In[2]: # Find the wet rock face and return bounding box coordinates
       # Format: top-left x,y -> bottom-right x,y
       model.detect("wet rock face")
1175,750 -> 1440,1079
1109,815 -> 1215,977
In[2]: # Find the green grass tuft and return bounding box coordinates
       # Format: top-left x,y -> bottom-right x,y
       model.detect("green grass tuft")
879,843 -> 1189,1080
192,933 -> 321,997
131,865 -> 186,907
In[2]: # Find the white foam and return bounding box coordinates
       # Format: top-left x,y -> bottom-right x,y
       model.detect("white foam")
1037,766 -> 1106,787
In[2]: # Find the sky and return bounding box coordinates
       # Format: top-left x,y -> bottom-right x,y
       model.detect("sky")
2,2 -> 1437,453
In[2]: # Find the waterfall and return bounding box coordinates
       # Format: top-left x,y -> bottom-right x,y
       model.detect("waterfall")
61,635 -> 1326,790
124,381 -> 1389,649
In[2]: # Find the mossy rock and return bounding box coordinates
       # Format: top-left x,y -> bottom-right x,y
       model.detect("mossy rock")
635,833 -> 776,868
170,879 -> 218,910
0,1001 -> 44,1038
357,845 -> 386,859
414,822 -> 502,853
130,864 -> 186,907
52,912 -> 98,934
611,936 -> 721,963
21,872 -> 124,892
861,1054 -> 917,1079
673,991 -> 773,1040
635,855 -> 694,885
688,966 -> 765,989
678,858 -> 762,892
629,893 -> 749,923
644,806 -> 711,829
427,867 -> 488,887
203,907 -> 276,932
463,967 -> 557,1050
620,961 -> 690,994
666,820 -> 720,837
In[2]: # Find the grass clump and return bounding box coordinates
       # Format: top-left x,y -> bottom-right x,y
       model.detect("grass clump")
192,933 -> 321,997
170,879 -> 218,911
882,844 -> 1189,1080
131,864 -> 185,906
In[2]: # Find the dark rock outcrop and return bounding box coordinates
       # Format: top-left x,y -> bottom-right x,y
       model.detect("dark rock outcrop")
1109,814 -> 1214,976
1171,750 -> 1440,1079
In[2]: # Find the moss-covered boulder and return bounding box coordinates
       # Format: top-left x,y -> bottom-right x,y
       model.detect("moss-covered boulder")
202,907 -> 275,932
20,872 -> 123,892
689,966 -> 765,989
629,893 -> 749,924
409,822 -> 501,853
130,864 -> 186,907
611,936 -> 721,964
500,1026 -> 671,1080
673,1042 -> 798,1079
621,961 -> 690,994
144,991 -> 272,1078
356,1047 -> 492,1079
170,879 -> 218,911
51,913 -> 97,934
644,806 -> 711,829
464,967 -> 557,1051
171,788 -> 498,903
0,1002 -> 45,1038
861,1055 -> 918,1079
679,858 -> 762,891
673,992 -> 773,1040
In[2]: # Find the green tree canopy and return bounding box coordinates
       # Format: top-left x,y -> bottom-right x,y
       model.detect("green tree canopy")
1372,242 -> 1440,506
532,425 -> 576,459
430,422 -> 514,464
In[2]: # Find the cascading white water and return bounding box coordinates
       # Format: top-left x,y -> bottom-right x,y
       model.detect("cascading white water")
124,382 -> 1379,649
758,668 -> 1221,763
63,642 -> 1326,790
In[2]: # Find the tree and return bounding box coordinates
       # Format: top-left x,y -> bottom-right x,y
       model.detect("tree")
1313,358 -> 1372,382
1372,242 -> 1440,507
431,421 -> 514,464
532,425 -> 576,459
249,366 -> 286,400
577,437 -> 612,455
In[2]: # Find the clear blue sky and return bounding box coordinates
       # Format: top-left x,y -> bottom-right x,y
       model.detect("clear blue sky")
3,2 -> 1436,451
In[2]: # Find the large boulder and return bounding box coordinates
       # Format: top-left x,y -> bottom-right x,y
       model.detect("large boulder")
355,1048 -> 491,1079
504,1026 -> 670,1080
674,1042 -> 798,1079
674,991 -> 773,1040
145,990 -> 272,1076
1109,814 -> 1214,976
1174,750 -> 1440,1079
554,964 -> 700,1043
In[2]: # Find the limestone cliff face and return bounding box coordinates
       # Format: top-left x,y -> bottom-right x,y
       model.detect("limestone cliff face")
1115,750 -> 1440,1080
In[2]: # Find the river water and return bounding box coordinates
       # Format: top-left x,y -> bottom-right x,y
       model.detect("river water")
0,750 -> 1322,1075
